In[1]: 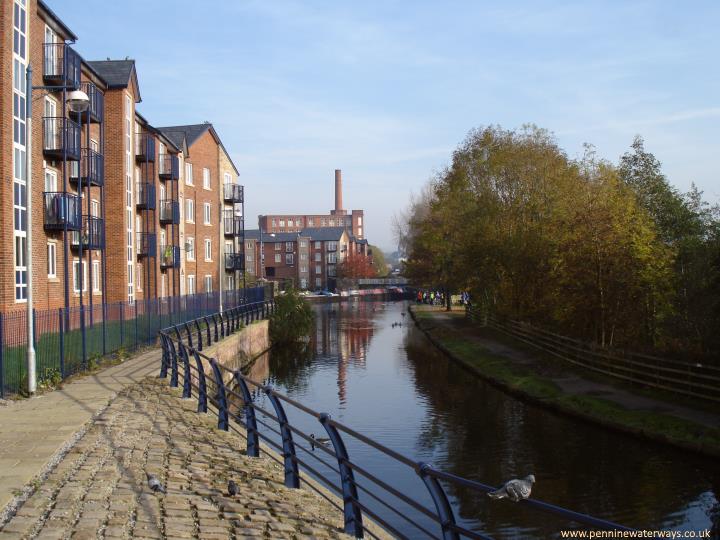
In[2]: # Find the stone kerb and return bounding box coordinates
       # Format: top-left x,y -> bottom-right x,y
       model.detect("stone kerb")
199,320 -> 270,385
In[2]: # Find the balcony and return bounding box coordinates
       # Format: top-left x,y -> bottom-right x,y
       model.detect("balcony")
159,199 -> 180,224
70,82 -> 103,123
224,252 -> 244,272
43,192 -> 81,231
43,117 -> 81,161
71,217 -> 105,251
70,148 -> 104,187
136,232 -> 157,258
159,245 -> 180,269
135,131 -> 155,162
43,42 -> 80,89
158,154 -> 179,180
136,182 -> 156,210
223,183 -> 244,204
223,210 -> 243,237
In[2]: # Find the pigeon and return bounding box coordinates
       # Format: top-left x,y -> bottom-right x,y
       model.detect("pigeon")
146,473 -> 166,494
228,480 -> 239,496
310,434 -> 331,451
487,475 -> 535,502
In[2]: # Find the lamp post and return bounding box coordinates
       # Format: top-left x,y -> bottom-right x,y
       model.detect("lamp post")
25,65 -> 88,394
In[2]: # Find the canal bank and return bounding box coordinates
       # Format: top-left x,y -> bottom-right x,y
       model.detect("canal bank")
409,304 -> 720,459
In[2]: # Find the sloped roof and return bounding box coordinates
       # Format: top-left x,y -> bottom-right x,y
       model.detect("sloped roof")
156,124 -> 211,148
301,227 -> 347,242
38,0 -> 77,41
244,230 -> 303,242
86,60 -> 141,101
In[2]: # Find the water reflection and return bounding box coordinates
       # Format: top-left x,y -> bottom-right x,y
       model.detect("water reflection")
240,301 -> 720,538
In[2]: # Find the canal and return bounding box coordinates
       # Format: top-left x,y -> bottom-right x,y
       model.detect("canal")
243,300 -> 719,538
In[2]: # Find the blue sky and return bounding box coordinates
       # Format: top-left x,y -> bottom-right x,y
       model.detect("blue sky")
53,0 -> 720,250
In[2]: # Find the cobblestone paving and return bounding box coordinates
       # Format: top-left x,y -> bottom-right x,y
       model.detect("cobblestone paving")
0,379 -> 353,540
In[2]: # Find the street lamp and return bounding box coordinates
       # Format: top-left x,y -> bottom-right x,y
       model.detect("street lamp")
25,65 -> 89,395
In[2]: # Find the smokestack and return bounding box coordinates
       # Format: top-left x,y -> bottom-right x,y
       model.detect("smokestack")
334,169 -> 343,213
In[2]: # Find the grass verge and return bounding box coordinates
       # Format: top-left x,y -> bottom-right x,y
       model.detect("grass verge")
410,306 -> 720,458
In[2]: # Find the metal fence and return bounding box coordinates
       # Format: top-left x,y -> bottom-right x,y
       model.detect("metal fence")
159,311 -> 632,539
467,306 -> 720,404
0,287 -> 268,398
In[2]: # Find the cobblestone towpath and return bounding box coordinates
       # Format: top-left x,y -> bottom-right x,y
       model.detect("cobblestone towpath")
1,378 -> 359,540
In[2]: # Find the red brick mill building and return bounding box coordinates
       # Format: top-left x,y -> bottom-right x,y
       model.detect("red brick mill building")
0,0 -> 245,315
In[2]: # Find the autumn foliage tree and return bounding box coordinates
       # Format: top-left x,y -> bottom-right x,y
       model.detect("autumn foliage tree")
397,125 -> 720,355
336,254 -> 378,279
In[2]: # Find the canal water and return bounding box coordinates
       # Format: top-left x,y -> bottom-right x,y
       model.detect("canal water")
243,300 -> 719,538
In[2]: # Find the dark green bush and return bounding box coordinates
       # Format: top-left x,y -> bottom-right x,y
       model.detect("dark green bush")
269,289 -> 314,345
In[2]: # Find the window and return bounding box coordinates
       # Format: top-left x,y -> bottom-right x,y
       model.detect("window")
185,162 -> 193,185
321,219 -> 327,227
274,253 -> 281,263
286,242 -> 293,252
204,239 -> 212,261
91,199 -> 99,217
300,240 -> 307,248
315,252 -> 321,262
300,265 -> 308,273
327,241 -> 337,252
47,243 -> 56,278
203,168 -> 210,189
308,218 -> 314,227
300,278 -> 307,289
73,260 -> 88,293
279,220 -> 285,228
274,243 -> 281,251
298,218 -> 304,228
224,172 -> 232,185
358,216 -> 363,226
187,274 -> 196,295
271,219 -> 276,227
186,199 -> 194,223
314,241 -> 321,249
134,263 -> 140,292
329,219 -> 335,227
327,253 -> 337,264
347,218 -> 352,227
45,169 -> 57,192
288,219 -> 294,228
204,275 -> 212,293
203,203 -> 211,225
315,265 -> 321,274
358,227 -> 362,237
300,252 -> 308,261
286,253 -> 294,265
246,241 -> 253,250
186,237 -> 195,260
315,278 -> 321,288
246,253 -> 253,262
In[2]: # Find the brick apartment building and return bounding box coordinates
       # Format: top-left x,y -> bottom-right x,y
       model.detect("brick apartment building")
258,169 -> 365,240
244,227 -> 368,291
0,0 -> 243,312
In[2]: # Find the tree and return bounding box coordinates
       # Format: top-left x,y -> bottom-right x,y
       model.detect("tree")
336,254 -> 377,279
368,245 -> 388,276
269,288 -> 314,344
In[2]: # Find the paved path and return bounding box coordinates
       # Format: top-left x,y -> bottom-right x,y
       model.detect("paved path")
0,378 -> 352,540
414,306 -> 720,430
0,350 -> 162,513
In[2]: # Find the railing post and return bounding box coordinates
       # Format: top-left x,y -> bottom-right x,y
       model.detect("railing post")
159,334 -> 168,378
416,463 -> 459,540
212,314 -> 219,343
204,316 -> 211,346
192,349 -> 208,413
265,388 -> 300,488
58,309 -> 65,378
209,358 -> 229,430
184,322 -> 194,349
179,343 -> 192,399
219,313 -> 225,338
319,413 -> 363,538
134,301 -> 138,350
168,338 -> 179,388
194,319 -> 203,351
234,371 -> 259,457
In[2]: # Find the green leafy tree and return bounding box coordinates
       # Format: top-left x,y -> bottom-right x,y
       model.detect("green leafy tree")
269,289 -> 314,344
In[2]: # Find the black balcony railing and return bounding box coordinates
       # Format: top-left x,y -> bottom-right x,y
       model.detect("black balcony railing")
70,148 -> 104,186
137,232 -> 157,258
43,192 -> 81,231
223,210 -> 243,237
158,154 -> 180,180
43,42 -> 81,88
71,216 -> 104,251
136,182 -> 156,210
159,199 -> 180,224
160,245 -> 181,269
223,183 -> 244,203
224,252 -> 244,271
69,81 -> 104,123
43,117 -> 81,161
135,131 -> 155,162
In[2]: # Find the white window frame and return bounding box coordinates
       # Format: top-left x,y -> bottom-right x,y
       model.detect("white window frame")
185,162 -> 193,185
204,275 -> 213,293
204,238 -> 212,261
93,261 -> 101,292
203,168 -> 210,190
203,202 -> 211,225
186,237 -> 195,261
187,274 -> 196,295
73,260 -> 88,293
274,253 -> 281,263
47,242 -> 57,278
186,198 -> 194,223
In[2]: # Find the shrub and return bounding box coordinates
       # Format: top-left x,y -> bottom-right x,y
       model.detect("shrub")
269,288 -> 314,345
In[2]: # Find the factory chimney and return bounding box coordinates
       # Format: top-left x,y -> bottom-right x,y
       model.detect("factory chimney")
334,169 -> 343,214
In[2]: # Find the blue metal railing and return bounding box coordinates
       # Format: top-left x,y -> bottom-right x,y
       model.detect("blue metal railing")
159,313 -> 635,540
